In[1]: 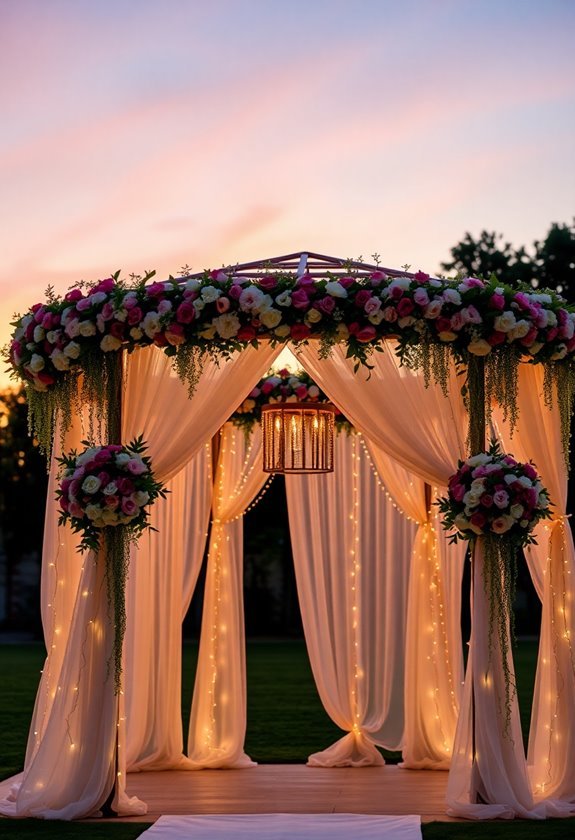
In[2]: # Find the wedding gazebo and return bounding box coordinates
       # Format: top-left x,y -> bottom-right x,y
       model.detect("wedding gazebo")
1,251 -> 575,823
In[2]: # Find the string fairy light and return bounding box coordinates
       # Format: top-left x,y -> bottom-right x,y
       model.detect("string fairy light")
349,436 -> 363,737
357,434 -> 419,524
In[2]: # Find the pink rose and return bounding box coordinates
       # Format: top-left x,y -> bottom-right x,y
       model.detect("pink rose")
216,297 -> 231,313
339,276 -> 355,289
369,271 -> 387,285
127,306 -> 144,326
364,297 -> 381,315
397,298 -> 414,318
121,497 -> 138,516
126,459 -> 148,476
493,490 -> 509,509
59,497 -> 70,512
451,483 -> 466,502
101,302 -> 115,321
76,298 -> 92,312
354,289 -> 372,307
295,385 -> 308,399
228,284 -> 243,300
291,289 -> 311,310
209,269 -> 228,282
480,493 -> 493,508
414,271 -> 429,284
450,312 -> 465,331
296,273 -> 314,287
523,463 -> 537,480
145,281 -> 166,298
315,296 -> 336,315
166,323 -> 185,346
117,477 -> 135,495
547,327 -> 559,342
489,293 -> 505,310
97,471 -> 110,485
258,275 -> 278,291
382,306 -> 398,323
65,289 -> 83,303
249,386 -> 261,397
389,285 -> 404,300
104,495 -> 119,509
413,288 -> 429,307
90,278 -> 115,294
176,302 -> 195,324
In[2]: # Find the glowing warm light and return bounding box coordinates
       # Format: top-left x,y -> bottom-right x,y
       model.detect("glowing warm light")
261,403 -> 336,474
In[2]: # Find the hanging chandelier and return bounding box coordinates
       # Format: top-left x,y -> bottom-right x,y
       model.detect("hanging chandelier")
261,403 -> 336,474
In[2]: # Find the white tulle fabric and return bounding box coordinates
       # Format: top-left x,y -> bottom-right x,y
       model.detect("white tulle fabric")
495,365 -> 575,805
285,432 -> 415,766
295,343 -> 467,768
0,345 -> 278,819
186,424 -> 267,767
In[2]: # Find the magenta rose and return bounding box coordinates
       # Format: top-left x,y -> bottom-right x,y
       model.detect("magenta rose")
65,289 -> 83,303
127,306 -> 144,326
116,477 -> 135,495
91,278 -> 115,294
355,325 -> 377,343
295,385 -> 308,399
414,271 -> 429,283
290,324 -> 311,341
176,302 -> 195,324
228,283 -> 243,300
489,293 -> 505,310
258,275 -> 278,291
480,493 -> 494,508
450,483 -> 466,502
315,296 -> 336,315
121,497 -> 138,516
126,459 -> 148,476
397,298 -> 415,318
291,289 -> 311,310
354,289 -> 372,307
470,511 -> 487,528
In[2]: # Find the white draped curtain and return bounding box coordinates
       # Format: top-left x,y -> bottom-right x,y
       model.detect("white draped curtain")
186,423 -> 269,767
447,364 -> 575,818
286,431 -> 416,766
0,344 -> 280,819
294,342 -> 468,768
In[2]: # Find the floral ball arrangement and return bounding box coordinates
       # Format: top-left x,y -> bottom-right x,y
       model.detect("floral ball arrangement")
57,436 -> 166,552
232,368 -> 350,434
438,443 -> 552,546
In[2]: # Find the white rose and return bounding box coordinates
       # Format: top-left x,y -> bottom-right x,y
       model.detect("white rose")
130,327 -> 143,340
424,300 -> 443,319
546,310 -> 557,327
51,348 -> 70,371
305,309 -> 322,324
507,320 -> 530,340
213,312 -> 241,339
398,316 -> 416,328
260,308 -> 282,328
527,342 -> 544,355
21,314 -> 34,329
467,453 -> 492,466
510,504 -> 524,519
442,288 -> 461,305
33,325 -> 45,342
82,475 -> 102,494
64,341 -> 81,359
185,279 -> 200,291
275,291 -> 292,307
142,311 -> 161,337
239,287 -> 265,311
200,285 -> 222,303
78,320 -> 97,337
193,299 -> 205,312
463,490 -> 481,507
100,335 -> 122,352
308,385 -> 320,398
467,338 -> 492,356
470,478 -> 485,492
115,453 -> 131,466
29,353 -> 45,373
85,503 -> 102,521
88,291 -> 107,306
134,490 -> 150,506
103,481 -> 118,496
113,308 -> 127,322
494,311 -> 517,333
158,299 -> 172,314
368,310 -> 385,325
325,281 -> 347,298
65,319 -> 81,338
46,330 -> 61,344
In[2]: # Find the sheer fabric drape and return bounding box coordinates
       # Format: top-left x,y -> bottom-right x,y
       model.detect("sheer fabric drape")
186,423 -> 268,767
295,343 -> 467,767
496,365 -> 575,804
285,432 -> 415,766
1,344 -> 279,819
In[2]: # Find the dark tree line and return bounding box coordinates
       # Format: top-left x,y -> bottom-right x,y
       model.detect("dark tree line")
441,219 -> 575,295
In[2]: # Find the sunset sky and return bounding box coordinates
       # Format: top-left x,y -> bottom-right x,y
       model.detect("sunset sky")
1,0 -> 574,387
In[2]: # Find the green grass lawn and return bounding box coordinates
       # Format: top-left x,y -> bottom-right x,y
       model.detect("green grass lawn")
1,638 -> 573,839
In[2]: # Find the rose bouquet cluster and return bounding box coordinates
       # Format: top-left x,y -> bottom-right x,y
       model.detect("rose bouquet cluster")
232,368 -> 350,433
438,443 -> 552,546
8,268 -> 575,394
57,436 -> 166,552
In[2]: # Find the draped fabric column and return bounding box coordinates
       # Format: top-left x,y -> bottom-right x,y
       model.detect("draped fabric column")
495,365 -> 575,805
365,442 -> 466,769
294,342 -> 467,767
187,423 -> 269,767
124,445 -> 212,772
285,432 -> 415,766
1,344 -> 279,820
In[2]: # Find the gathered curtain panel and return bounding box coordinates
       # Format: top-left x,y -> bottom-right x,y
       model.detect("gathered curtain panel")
294,342 -> 467,768
186,423 -> 269,767
0,344 -> 280,820
286,431 -> 416,766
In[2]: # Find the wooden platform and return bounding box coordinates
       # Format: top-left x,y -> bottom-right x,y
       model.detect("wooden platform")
115,765 -> 457,824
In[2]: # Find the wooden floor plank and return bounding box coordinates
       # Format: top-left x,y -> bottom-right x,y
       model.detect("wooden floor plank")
104,765 -> 459,824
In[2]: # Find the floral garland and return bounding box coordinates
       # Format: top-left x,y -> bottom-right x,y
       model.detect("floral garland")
6,268 -> 575,458
438,442 -> 552,732
57,436 -> 166,691
231,368 -> 352,434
